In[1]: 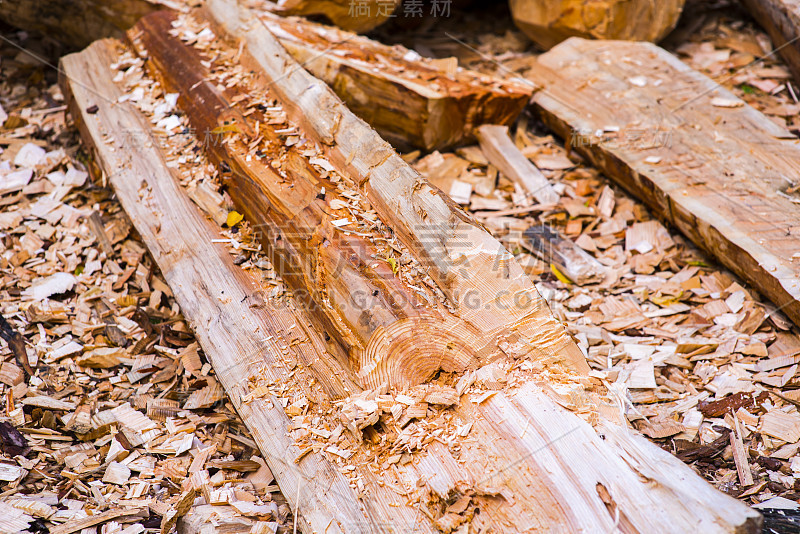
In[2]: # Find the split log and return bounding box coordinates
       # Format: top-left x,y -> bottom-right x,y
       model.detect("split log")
131,10 -> 475,389
59,39 -> 382,532
0,0 -> 173,49
509,0 -> 686,50
260,12 -> 532,151
272,0 -> 399,33
121,3 -> 761,531
739,0 -> 800,82
529,37 -> 800,328
203,2 -> 590,381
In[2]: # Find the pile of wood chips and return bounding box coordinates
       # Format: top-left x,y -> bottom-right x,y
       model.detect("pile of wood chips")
2,0 -> 800,532
0,28 -> 292,534
397,0 -> 800,510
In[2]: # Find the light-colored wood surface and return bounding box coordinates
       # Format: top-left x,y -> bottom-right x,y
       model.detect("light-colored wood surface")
208,0 -> 590,378
61,14 -> 763,533
531,37 -> 800,328
59,39 -> 397,534
739,0 -> 800,82
476,124 -> 559,205
196,3 -> 761,531
261,12 -> 532,151
509,0 -> 686,50
523,224 -> 606,286
131,9 -> 485,390
474,124 -> 605,285
49,507 -> 147,534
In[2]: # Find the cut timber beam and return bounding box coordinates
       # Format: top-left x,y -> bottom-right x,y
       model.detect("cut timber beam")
739,0 -> 800,82
261,12 -> 532,151
59,39 -> 393,533
531,38 -> 800,328
131,10 -> 485,390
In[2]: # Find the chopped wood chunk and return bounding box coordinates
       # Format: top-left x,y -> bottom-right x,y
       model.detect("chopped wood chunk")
760,410 -> 800,443
510,0 -> 685,49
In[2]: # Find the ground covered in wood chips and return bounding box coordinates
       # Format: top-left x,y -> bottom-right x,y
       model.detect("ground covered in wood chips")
376,0 -> 800,513
0,26 -> 293,533
2,0 -> 800,532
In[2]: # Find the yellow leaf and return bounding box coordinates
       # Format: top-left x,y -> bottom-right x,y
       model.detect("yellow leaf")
387,257 -> 399,274
211,123 -> 242,135
550,263 -> 572,285
226,211 -> 244,227
650,292 -> 683,307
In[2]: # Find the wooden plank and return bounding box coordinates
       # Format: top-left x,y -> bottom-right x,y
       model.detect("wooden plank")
260,12 -> 532,151
531,38 -> 800,327
739,0 -> 800,82
59,39 -> 407,533
476,124 -> 559,205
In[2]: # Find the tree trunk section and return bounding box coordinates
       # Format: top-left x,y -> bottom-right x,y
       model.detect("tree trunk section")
130,9 -> 488,390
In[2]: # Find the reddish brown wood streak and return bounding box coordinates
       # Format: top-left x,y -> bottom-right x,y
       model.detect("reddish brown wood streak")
131,10 -> 429,378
